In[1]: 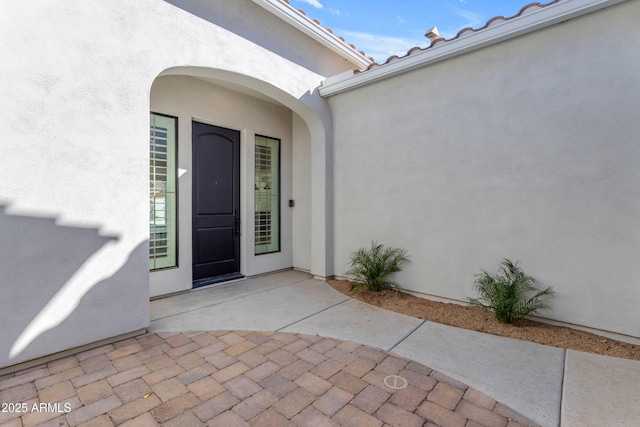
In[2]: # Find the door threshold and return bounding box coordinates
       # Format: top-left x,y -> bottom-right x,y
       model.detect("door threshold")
193,273 -> 245,289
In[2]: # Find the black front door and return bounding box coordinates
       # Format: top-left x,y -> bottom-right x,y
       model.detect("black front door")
192,121 -> 241,285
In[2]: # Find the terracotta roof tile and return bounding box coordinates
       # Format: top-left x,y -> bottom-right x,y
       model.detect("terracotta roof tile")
360,0 -> 559,72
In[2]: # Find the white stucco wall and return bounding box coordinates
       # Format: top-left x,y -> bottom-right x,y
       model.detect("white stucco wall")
0,0 -> 350,368
150,76 -> 296,297
165,0 -> 357,78
292,113 -> 313,272
329,1 -> 640,339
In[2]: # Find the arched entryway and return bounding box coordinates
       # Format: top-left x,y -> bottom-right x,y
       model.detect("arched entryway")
148,68 -> 333,298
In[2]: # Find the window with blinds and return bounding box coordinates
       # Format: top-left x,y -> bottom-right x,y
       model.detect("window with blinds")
255,135 -> 280,255
150,113 -> 177,269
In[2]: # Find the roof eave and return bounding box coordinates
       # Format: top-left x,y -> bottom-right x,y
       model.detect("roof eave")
319,0 -> 626,97
251,0 -> 372,69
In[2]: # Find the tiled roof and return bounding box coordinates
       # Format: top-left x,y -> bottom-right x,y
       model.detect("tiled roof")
280,0 -> 374,62
362,0 -> 559,72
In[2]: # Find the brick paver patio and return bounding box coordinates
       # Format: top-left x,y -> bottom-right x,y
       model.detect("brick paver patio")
0,331 -> 537,426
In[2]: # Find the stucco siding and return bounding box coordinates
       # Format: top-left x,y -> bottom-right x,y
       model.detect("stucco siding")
292,113 -> 313,272
0,0 -> 345,368
330,1 -> 640,338
165,0 -> 357,78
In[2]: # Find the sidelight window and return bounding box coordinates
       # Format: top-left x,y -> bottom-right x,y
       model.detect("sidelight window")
149,113 -> 177,269
254,135 -> 280,255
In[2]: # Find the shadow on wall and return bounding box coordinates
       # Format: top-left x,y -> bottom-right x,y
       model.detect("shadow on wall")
163,0 -> 347,77
164,0 -> 292,62
0,205 -> 149,368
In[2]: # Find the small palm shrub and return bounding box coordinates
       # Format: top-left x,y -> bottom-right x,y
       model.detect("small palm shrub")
466,259 -> 554,324
345,241 -> 409,292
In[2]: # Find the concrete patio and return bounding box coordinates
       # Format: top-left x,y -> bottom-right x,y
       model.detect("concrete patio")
1,270 -> 638,426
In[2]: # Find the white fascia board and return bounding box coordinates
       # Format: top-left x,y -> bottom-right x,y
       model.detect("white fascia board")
251,0 -> 372,69
319,0 -> 626,97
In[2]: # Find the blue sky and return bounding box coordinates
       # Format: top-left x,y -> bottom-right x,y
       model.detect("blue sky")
291,0 -> 532,62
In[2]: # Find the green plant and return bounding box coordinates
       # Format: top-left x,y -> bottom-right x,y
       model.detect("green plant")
345,241 -> 409,292
466,259 -> 554,324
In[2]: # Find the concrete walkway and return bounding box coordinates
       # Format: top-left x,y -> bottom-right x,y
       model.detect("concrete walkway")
148,270 -> 640,427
